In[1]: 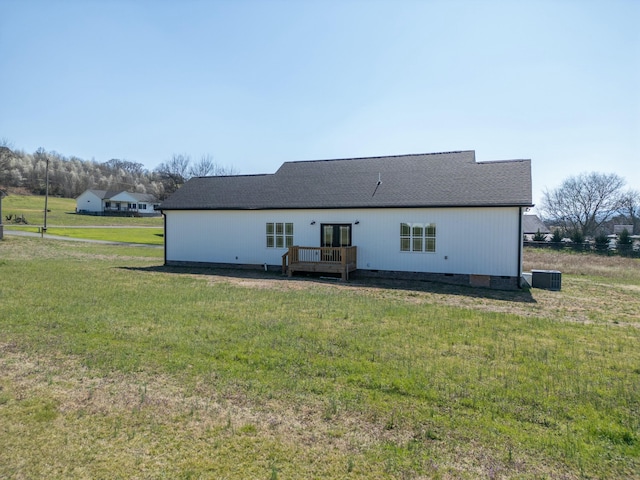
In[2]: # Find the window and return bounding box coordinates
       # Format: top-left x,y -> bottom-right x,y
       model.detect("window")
138,204 -> 146,210
266,222 -> 293,248
400,222 -> 436,252
321,224 -> 352,247
105,202 -> 111,208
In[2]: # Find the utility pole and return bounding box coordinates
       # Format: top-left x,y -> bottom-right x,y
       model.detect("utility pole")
42,150 -> 49,238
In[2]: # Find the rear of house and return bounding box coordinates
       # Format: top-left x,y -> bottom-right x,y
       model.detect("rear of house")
160,151 -> 532,289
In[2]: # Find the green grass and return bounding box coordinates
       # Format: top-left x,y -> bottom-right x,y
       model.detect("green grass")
46,227 -> 163,244
3,226 -> 163,244
1,236 -> 639,478
2,194 -> 163,244
2,193 -> 163,226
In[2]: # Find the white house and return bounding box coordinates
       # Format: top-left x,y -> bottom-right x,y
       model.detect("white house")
159,151 -> 533,289
76,189 -> 160,216
523,214 -> 551,241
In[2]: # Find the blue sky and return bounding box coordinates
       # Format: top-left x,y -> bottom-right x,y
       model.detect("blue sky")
1,0 -> 638,210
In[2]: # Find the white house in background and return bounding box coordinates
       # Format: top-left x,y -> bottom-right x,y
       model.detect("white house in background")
76,189 -> 160,216
523,214 -> 551,241
159,151 -> 533,289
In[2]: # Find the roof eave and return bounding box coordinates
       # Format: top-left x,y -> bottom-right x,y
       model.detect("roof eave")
160,202 -> 534,212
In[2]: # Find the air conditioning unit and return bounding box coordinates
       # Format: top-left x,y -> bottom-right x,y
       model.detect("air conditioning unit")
531,270 -> 562,291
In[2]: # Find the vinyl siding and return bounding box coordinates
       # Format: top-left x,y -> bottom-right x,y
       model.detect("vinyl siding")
165,207 -> 521,277
75,191 -> 103,213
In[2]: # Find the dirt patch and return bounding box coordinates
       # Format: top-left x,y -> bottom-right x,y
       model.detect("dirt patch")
175,255 -> 640,327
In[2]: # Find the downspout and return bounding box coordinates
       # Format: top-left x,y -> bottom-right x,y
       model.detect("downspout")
517,207 -> 523,288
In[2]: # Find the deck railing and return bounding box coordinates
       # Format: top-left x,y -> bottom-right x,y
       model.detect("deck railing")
282,246 -> 357,280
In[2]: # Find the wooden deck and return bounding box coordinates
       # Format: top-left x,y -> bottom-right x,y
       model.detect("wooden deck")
282,246 -> 357,281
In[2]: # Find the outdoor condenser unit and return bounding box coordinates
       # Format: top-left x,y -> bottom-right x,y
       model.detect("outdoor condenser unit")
531,270 -> 562,291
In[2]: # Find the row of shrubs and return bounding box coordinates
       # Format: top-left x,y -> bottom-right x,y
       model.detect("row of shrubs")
525,228 -> 639,257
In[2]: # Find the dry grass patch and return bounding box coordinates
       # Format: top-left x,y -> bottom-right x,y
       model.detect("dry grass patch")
1,344 -> 572,479
524,247 -> 640,280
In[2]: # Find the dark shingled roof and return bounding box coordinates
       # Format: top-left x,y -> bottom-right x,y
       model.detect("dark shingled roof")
160,150 -> 532,211
523,215 -> 550,234
126,192 -> 160,203
86,189 -> 122,200
84,189 -> 159,203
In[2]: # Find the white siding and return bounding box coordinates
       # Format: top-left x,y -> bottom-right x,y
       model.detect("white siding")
165,207 -> 522,277
76,191 -> 103,213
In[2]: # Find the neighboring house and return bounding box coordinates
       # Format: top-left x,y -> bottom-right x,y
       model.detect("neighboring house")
523,214 -> 551,241
160,151 -> 533,289
613,225 -> 634,235
609,227 -> 640,251
76,189 -> 160,216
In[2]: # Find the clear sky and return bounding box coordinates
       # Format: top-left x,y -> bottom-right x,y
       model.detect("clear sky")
1,0 -> 638,210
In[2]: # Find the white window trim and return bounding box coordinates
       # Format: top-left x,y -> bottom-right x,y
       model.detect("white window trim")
266,222 -> 294,249
400,222 -> 436,253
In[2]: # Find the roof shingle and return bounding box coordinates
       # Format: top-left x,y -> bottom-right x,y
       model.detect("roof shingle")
160,150 -> 532,210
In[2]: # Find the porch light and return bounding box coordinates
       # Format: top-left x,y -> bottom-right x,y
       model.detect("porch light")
310,221 -> 316,225
355,220 -> 360,225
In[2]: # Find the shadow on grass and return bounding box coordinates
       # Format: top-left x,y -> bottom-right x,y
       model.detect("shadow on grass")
119,264 -> 537,304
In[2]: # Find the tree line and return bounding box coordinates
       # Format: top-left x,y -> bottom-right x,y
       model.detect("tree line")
540,172 -> 639,238
0,139 -> 237,200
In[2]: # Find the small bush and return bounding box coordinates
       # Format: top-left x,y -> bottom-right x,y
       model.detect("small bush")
532,229 -> 546,242
617,228 -> 633,256
617,228 -> 632,245
594,233 -> 609,254
550,229 -> 563,249
570,230 -> 584,244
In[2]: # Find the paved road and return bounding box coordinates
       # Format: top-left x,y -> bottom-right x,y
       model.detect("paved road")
4,228 -> 163,248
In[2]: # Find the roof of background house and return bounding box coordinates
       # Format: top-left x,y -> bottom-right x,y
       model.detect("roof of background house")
613,225 -> 634,235
160,150 -> 533,211
81,189 -> 158,203
84,189 -> 120,199
136,193 -> 161,203
119,192 -> 160,203
523,214 -> 550,234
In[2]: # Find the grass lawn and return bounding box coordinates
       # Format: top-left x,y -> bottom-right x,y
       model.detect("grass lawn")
4,227 -> 164,245
2,193 -> 163,226
46,227 -> 164,244
0,238 -> 638,478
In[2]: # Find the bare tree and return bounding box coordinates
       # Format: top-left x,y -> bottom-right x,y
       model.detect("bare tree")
540,172 -> 626,238
189,154 -> 216,177
213,162 -> 239,176
154,154 -> 191,198
619,189 -> 640,235
31,148 -> 49,194
0,138 -> 15,185
104,158 -> 146,176
189,154 -> 239,178
0,140 -> 238,199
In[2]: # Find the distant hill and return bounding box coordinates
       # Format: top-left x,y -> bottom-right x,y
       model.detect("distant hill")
0,146 -> 164,199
